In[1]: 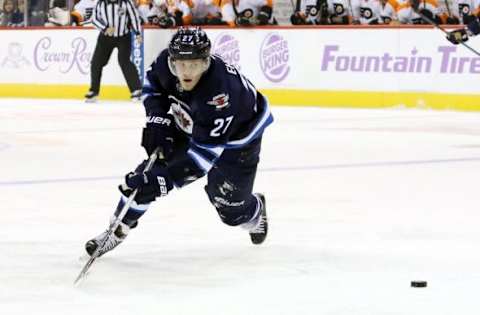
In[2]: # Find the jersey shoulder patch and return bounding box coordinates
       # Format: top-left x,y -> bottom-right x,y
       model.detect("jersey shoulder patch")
206,93 -> 230,110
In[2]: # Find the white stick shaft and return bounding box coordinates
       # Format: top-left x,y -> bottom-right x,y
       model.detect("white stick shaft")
74,147 -> 163,285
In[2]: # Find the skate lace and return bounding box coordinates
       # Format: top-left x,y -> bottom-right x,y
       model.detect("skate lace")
251,214 -> 266,234
98,231 -> 122,253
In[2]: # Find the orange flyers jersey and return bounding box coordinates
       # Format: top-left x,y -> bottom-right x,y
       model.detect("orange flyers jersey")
189,0 -> 221,19
396,0 -> 440,24
137,0 -> 152,5
149,0 -> 193,24
221,0 -> 273,25
378,0 -> 397,23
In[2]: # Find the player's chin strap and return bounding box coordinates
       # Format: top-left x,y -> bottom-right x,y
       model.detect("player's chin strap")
411,1 -> 480,57
74,147 -> 164,286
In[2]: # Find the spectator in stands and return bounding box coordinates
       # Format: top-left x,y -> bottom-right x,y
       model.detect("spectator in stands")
45,0 -> 70,26
0,0 -> 24,26
28,0 -> 49,26
16,0 -> 25,24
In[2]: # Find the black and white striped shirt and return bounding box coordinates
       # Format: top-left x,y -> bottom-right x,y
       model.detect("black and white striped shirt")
92,0 -> 142,37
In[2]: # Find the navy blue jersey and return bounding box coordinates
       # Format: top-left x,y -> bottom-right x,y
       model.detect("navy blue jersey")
142,49 -> 273,176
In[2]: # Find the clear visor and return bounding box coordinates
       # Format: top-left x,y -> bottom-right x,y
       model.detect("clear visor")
171,59 -> 209,78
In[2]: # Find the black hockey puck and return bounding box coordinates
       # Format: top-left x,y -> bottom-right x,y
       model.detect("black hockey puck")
411,280 -> 427,288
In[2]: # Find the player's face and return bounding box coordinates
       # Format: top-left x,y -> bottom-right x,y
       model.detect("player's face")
173,58 -> 208,91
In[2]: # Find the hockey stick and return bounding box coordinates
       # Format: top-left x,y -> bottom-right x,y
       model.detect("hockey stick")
413,5 -> 480,57
443,0 -> 452,17
74,147 -> 164,286
288,0 -> 299,11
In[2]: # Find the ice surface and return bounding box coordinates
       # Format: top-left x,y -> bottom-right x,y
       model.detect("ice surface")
1,98 -> 480,315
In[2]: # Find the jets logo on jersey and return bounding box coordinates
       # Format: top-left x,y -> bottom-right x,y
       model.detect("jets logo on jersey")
171,104 -> 193,134
169,95 -> 193,134
207,93 -> 230,110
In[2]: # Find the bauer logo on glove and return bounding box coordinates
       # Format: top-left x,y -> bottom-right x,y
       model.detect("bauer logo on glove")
119,161 -> 174,204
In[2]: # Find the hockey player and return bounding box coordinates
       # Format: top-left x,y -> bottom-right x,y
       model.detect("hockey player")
452,0 -> 479,24
351,0 -> 383,24
378,0 -> 398,24
147,0 -> 193,27
290,0 -> 324,25
190,0 -> 225,25
71,0 -> 97,25
325,0 -> 353,24
221,0 -> 277,26
45,0 -> 70,26
290,0 -> 352,25
85,27 -> 273,257
446,12 -> 480,44
396,0 -> 443,24
137,0 -> 153,24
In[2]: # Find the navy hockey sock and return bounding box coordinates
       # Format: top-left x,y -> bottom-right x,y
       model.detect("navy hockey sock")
114,195 -> 150,228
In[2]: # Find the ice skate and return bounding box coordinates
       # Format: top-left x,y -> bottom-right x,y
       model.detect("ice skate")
84,91 -> 98,103
85,221 -> 130,257
131,89 -> 142,102
247,193 -> 268,245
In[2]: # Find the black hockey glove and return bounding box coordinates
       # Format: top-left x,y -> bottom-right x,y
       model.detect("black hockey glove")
257,5 -> 272,25
467,17 -> 480,35
236,16 -> 252,26
206,16 -> 225,25
463,15 -> 476,25
447,28 -> 469,45
290,12 -> 306,25
119,162 -> 174,204
148,15 -> 160,25
141,113 -> 175,159
257,12 -> 269,25
446,16 -> 460,24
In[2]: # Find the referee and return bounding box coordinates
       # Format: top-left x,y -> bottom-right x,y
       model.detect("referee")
85,0 -> 143,102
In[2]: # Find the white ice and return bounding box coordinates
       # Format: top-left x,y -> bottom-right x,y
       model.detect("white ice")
1,98 -> 480,315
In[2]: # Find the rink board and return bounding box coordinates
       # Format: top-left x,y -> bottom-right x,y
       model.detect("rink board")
0,26 -> 479,110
